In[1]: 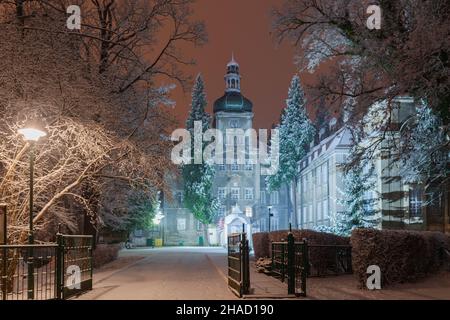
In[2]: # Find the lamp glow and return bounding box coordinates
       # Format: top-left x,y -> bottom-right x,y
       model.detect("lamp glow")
18,128 -> 47,142
153,211 -> 165,225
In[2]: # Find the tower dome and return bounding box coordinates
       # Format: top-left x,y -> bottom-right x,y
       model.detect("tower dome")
214,54 -> 253,113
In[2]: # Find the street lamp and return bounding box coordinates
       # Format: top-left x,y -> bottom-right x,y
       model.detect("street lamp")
267,205 -> 273,232
18,125 -> 46,300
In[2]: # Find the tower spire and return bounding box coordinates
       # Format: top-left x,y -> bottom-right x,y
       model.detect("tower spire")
225,53 -> 240,93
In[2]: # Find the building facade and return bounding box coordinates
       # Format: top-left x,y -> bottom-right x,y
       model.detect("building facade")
297,97 -> 450,233
162,56 -> 289,246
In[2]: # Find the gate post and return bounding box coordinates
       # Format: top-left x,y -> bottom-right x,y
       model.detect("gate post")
55,232 -> 63,300
300,238 -> 308,297
287,232 -> 295,295
240,231 -> 250,295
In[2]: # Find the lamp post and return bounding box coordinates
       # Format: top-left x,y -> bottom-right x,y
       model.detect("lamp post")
267,205 -> 273,232
18,126 -> 46,300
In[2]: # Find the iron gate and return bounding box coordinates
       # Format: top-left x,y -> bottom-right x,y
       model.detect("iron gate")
57,234 -> 93,299
227,232 -> 250,297
271,233 -> 308,296
0,234 -> 93,300
271,232 -> 353,297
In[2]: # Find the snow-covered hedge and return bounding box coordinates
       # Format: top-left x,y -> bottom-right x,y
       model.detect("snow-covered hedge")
351,229 -> 450,288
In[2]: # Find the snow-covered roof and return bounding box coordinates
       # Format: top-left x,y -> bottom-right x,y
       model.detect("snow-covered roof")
299,127 -> 353,171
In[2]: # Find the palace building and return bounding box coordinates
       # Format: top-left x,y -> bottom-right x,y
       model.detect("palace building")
157,62 -> 450,248
162,56 -> 289,246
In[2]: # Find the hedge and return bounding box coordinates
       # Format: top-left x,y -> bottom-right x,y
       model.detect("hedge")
92,244 -> 121,268
351,228 -> 450,287
252,232 -> 269,259
252,229 -> 350,259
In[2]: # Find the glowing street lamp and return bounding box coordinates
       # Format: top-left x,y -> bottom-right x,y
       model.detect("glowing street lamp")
153,211 -> 165,225
17,128 -> 47,142
18,125 -> 46,300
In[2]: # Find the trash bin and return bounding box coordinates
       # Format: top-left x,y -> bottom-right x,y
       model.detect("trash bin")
146,238 -> 154,247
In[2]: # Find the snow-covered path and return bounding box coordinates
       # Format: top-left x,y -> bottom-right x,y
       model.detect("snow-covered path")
77,247 -> 237,300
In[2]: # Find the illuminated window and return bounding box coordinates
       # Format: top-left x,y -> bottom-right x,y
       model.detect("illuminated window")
177,218 -> 186,231
260,191 -> 266,205
245,207 -> 253,218
218,188 -> 226,199
218,206 -> 226,217
245,188 -> 254,200
231,188 -> 240,200
271,191 -> 279,205
409,186 -> 423,217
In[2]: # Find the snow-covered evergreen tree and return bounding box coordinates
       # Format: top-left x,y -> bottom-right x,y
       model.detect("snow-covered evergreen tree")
267,75 -> 315,227
315,163 -> 378,237
399,102 -> 447,184
182,74 -> 219,245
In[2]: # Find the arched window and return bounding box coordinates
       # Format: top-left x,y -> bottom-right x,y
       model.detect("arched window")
231,79 -> 236,88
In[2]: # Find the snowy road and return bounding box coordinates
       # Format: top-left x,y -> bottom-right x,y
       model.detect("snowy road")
77,247 -> 237,300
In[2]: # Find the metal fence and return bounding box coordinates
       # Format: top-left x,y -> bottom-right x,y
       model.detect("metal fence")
271,234 -> 307,296
227,232 -> 250,297
58,234 -> 93,299
0,234 -> 93,300
1,244 -> 58,300
308,244 -> 352,277
271,233 -> 352,297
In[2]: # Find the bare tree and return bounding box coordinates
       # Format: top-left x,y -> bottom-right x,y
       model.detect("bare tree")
0,0 -> 201,243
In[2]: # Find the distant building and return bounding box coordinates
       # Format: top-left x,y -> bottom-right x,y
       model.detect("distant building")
162,55 -> 289,246
297,97 -> 450,233
297,126 -> 353,229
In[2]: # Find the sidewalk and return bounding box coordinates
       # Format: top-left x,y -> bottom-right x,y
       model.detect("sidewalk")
78,247 -> 236,300
247,260 -> 450,300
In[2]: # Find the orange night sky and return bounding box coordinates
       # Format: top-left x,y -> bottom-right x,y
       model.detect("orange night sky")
168,0 -> 313,130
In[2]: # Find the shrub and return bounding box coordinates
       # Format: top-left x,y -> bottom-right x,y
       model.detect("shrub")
252,229 -> 350,261
351,228 -> 450,288
92,244 -> 120,268
252,232 -> 269,259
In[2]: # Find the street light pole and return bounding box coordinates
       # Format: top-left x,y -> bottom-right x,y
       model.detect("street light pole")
18,126 -> 46,300
268,206 -> 273,232
27,142 -> 35,300
29,142 -> 35,243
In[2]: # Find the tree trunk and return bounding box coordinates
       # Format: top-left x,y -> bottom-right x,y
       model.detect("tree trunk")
202,223 -> 210,247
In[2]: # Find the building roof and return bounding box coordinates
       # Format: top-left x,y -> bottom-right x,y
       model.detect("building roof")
213,91 -> 253,113
299,127 -> 353,171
